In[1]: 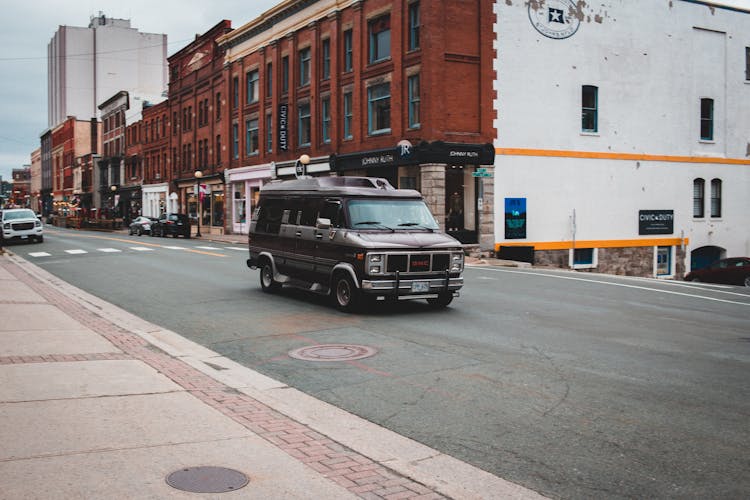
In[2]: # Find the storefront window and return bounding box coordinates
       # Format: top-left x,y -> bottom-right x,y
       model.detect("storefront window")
212,190 -> 224,227
234,183 -> 246,224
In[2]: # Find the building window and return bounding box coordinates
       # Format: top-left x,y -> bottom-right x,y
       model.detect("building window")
246,118 -> 259,156
246,70 -> 259,104
321,39 -> 330,80
321,97 -> 331,144
408,2 -> 420,51
232,77 -> 239,109
367,83 -> 391,135
299,47 -> 311,87
582,85 -> 598,132
216,92 -> 221,121
298,103 -> 311,146
266,62 -> 273,96
343,91 -> 353,139
282,56 -> 289,93
710,178 -> 722,218
232,124 -> 239,159
369,15 -> 391,63
693,178 -> 705,218
266,113 -> 273,153
572,248 -> 595,268
216,135 -> 222,165
343,29 -> 353,72
408,74 -> 420,128
746,47 -> 750,81
700,98 -> 714,141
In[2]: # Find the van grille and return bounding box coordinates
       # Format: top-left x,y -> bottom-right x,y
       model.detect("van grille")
385,253 -> 451,274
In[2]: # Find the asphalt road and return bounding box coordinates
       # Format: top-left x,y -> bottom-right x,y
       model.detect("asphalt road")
10,227 -> 750,499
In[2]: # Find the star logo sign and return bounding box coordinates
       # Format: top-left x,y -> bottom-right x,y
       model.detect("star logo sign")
548,8 -> 565,24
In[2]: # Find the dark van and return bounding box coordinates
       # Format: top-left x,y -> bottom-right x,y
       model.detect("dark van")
246,176 -> 464,311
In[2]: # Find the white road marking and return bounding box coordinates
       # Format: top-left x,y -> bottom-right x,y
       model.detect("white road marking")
130,247 -> 154,251
163,246 -> 186,250
196,246 -> 220,250
65,249 -> 87,255
474,267 -> 750,306
224,246 -> 246,251
28,252 -> 51,257
97,248 -> 121,253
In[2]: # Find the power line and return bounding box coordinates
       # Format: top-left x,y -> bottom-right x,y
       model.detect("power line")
0,37 -> 193,62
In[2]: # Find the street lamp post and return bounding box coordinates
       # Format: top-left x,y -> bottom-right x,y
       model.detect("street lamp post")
294,154 -> 311,179
110,185 -> 118,229
194,170 -> 203,237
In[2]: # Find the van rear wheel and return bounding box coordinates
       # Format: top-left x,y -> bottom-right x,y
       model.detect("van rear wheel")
333,274 -> 359,312
260,263 -> 280,292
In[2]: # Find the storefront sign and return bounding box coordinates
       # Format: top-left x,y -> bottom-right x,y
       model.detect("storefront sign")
528,0 -> 581,40
505,198 -> 527,239
639,210 -> 674,235
278,103 -> 288,151
361,154 -> 395,167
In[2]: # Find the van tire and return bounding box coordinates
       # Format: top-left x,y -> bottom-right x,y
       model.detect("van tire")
260,262 -> 281,292
427,293 -> 453,308
333,273 -> 359,312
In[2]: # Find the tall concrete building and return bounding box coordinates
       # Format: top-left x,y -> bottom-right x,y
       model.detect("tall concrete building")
47,12 -> 168,127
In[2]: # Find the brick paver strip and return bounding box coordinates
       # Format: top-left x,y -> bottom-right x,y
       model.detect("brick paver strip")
2,260 -> 446,499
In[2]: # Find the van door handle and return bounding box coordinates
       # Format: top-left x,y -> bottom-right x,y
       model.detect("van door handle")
295,231 -> 302,237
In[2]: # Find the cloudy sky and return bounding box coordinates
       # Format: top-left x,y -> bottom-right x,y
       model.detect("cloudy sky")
0,0 -> 278,181
0,0 -> 748,182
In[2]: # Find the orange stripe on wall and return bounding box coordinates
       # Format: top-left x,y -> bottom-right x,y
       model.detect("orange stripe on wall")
495,147 -> 750,165
495,238 -> 689,252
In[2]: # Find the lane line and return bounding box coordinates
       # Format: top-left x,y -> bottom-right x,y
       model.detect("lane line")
43,230 -> 227,257
470,267 -> 750,306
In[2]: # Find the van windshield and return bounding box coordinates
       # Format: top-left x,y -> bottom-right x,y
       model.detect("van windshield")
346,199 -> 439,231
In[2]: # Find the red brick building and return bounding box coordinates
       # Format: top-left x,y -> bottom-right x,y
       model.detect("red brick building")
220,0 -> 496,246
135,99 -> 170,217
166,20 -> 233,234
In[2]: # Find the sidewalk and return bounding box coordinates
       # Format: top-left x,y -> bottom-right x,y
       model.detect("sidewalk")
0,250 -> 544,499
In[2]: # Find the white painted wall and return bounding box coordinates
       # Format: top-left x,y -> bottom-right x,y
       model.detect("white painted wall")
493,0 -> 750,270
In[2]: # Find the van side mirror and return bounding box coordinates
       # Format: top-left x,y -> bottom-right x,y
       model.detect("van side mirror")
316,217 -> 331,230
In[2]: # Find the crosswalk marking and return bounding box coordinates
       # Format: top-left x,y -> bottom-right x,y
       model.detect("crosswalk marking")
28,252 -> 51,257
65,249 -> 87,255
163,246 -> 185,250
98,248 -> 121,253
196,246 -> 220,250
224,246 -> 246,251
130,247 -> 154,251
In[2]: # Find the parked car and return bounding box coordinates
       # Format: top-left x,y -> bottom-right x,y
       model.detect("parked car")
128,216 -> 158,236
1,208 -> 44,243
685,257 -> 750,287
150,213 -> 191,238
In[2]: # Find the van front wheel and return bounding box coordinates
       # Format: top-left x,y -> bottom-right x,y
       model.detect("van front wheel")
333,274 -> 359,312
260,263 -> 281,292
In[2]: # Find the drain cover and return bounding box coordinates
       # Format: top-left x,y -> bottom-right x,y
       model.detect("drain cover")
166,466 -> 249,493
288,344 -> 377,361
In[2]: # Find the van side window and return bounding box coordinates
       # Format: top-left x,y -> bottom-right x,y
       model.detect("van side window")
300,198 -> 322,226
256,198 -> 283,234
320,200 -> 343,228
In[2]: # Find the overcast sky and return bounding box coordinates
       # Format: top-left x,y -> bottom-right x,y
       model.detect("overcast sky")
0,0 -> 748,182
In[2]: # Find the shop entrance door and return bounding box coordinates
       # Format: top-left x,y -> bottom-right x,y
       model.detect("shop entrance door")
445,167 -> 477,244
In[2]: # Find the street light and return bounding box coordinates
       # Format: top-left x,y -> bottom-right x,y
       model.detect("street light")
194,170 -> 203,237
294,154 -> 311,179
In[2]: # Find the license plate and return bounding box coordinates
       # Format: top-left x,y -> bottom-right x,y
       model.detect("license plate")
411,281 -> 430,292
21,235 -> 28,239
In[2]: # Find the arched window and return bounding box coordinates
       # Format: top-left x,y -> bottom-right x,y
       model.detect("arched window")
710,178 -> 722,218
693,178 -> 705,218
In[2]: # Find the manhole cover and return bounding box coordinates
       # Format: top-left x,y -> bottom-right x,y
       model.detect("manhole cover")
166,466 -> 249,493
288,344 -> 377,361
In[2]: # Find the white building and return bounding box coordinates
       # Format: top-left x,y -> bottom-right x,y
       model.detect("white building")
493,0 -> 750,277
47,13 -> 168,127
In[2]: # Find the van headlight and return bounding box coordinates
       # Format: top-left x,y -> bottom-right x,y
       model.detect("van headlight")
368,254 -> 384,275
450,252 -> 464,273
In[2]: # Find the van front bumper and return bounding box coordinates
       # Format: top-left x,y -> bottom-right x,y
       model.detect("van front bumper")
361,276 -> 463,297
